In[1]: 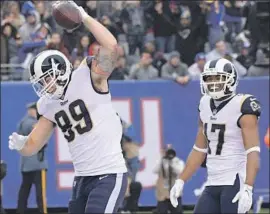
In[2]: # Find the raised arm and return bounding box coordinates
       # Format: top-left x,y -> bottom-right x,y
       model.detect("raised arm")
74,3 -> 118,78
79,9 -> 117,50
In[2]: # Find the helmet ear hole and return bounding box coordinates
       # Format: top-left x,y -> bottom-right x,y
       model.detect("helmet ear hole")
29,50 -> 72,99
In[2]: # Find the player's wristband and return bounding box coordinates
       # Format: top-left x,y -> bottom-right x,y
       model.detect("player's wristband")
246,146 -> 260,155
193,145 -> 208,153
175,179 -> 185,186
244,184 -> 253,192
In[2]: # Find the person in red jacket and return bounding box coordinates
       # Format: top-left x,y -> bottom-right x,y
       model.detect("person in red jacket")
265,128 -> 269,149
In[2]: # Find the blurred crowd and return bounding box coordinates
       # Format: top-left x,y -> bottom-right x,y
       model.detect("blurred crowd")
1,0 -> 269,81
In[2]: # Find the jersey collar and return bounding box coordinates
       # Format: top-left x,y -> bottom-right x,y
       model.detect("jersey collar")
210,95 -> 236,115
60,72 -> 73,100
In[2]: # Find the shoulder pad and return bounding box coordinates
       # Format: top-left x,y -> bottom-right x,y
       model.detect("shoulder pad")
36,112 -> 42,120
36,97 -> 49,119
198,95 -> 210,112
36,98 -> 44,117
240,95 -> 261,117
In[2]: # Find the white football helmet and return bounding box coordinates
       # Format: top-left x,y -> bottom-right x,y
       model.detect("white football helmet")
200,58 -> 238,100
29,50 -> 72,99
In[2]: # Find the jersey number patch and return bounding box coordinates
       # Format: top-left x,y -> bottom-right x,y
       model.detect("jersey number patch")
54,99 -> 92,142
204,123 -> 226,155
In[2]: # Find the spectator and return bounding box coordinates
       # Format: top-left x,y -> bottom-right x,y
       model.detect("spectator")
206,40 -> 231,61
34,1 -> 56,31
154,146 -> 185,214
128,51 -> 159,80
233,30 -> 251,54
243,2 -> 270,57
0,30 -> 9,65
223,1 -> 244,43
71,35 -> 90,63
0,160 -> 7,214
204,1 -> 226,49
224,53 -> 247,77
84,0 -> 97,18
188,53 -> 206,80
62,25 -> 87,54
236,44 -> 254,69
149,1 -> 178,53
100,15 -> 119,39
19,6 -> 41,42
17,102 -> 48,214
121,180 -> 142,214
109,57 -> 128,80
152,51 -> 167,77
73,56 -> 83,70
20,1 -> 36,16
175,7 -> 206,66
120,118 -> 142,213
1,22 -> 17,61
116,44 -> 139,69
247,45 -> 269,77
5,1 -> 25,29
144,41 -> 156,57
120,119 -> 140,182
9,32 -> 49,80
88,41 -> 100,56
47,32 -> 70,59
31,23 -> 51,42
265,128 -> 270,149
161,51 -> 190,85
120,1 -> 146,55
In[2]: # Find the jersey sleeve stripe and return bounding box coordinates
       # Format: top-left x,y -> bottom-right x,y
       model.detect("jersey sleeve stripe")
239,95 -> 252,112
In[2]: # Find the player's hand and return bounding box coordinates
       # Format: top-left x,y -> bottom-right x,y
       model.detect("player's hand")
68,1 -> 89,21
232,184 -> 253,213
170,179 -> 184,208
8,132 -> 28,151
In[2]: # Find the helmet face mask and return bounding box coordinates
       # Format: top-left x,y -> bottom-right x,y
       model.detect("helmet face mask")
31,68 -> 58,98
29,50 -> 72,100
200,59 -> 238,100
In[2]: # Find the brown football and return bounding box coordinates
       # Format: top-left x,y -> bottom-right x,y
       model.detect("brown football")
52,1 -> 82,30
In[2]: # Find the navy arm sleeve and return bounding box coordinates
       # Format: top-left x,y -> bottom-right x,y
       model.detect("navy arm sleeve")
237,96 -> 261,128
36,111 -> 42,120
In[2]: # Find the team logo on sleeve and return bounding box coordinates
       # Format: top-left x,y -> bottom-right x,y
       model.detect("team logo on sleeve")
249,98 -> 261,112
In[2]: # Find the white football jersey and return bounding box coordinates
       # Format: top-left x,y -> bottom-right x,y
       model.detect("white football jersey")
199,94 -> 261,186
37,57 -> 127,176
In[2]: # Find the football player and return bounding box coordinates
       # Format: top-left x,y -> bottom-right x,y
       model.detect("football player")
8,2 -> 127,214
170,58 -> 261,213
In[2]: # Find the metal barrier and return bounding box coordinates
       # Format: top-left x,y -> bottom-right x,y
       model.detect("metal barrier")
0,53 -> 33,81
0,59 -> 32,81
0,63 -> 25,81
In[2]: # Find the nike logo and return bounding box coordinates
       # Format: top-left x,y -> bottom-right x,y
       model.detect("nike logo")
250,97 -> 256,102
60,100 -> 68,106
99,175 -> 108,180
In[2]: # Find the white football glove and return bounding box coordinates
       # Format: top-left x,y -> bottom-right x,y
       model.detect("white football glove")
68,1 -> 88,21
170,179 -> 184,208
9,132 -> 28,151
232,184 -> 253,213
